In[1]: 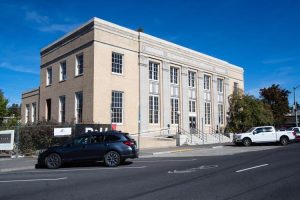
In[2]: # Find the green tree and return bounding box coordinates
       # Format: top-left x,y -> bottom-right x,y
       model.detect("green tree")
259,84 -> 290,126
226,93 -> 274,133
7,103 -> 21,118
0,90 -> 9,125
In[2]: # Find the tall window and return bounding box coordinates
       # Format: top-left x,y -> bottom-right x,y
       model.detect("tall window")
76,54 -> 84,75
111,91 -> 123,124
46,67 -> 52,86
205,102 -> 211,125
46,99 -> 51,121
204,75 -> 210,90
31,103 -> 36,123
149,95 -> 159,124
59,96 -> 66,123
189,100 -> 196,113
25,104 -> 30,123
75,92 -> 83,123
218,104 -> 224,125
188,71 -> 195,87
234,82 -> 239,95
149,62 -> 159,80
170,67 -> 179,84
112,52 -> 123,74
60,61 -> 67,81
171,98 -> 179,124
217,78 -> 223,93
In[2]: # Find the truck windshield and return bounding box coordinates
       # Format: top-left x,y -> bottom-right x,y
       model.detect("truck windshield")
246,127 -> 256,133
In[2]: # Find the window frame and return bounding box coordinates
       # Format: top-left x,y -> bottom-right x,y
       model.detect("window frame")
59,95 -> 66,123
60,61 -> 67,81
46,67 -> 52,86
149,95 -> 159,124
218,103 -> 224,125
188,71 -> 196,87
111,91 -> 124,124
25,104 -> 30,124
170,67 -> 179,85
112,52 -> 124,74
31,103 -> 36,123
171,98 -> 179,124
205,102 -> 211,125
149,61 -> 159,81
75,91 -> 83,123
204,75 -> 211,91
75,53 -> 84,76
189,100 -> 196,113
217,78 -> 223,93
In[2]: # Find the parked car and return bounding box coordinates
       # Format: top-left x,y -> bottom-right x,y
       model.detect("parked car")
286,127 -> 300,142
36,131 -> 139,169
233,126 -> 296,146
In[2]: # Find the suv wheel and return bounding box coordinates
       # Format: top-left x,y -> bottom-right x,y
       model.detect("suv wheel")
243,138 -> 251,146
104,151 -> 121,167
280,137 -> 289,146
45,153 -> 62,169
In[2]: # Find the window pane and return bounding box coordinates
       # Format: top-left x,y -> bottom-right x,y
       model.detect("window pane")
112,52 -> 123,74
111,91 -> 123,123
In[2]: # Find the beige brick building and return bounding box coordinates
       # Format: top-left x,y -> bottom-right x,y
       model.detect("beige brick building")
21,17 -> 244,140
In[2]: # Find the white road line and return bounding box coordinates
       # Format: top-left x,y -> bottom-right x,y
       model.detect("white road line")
236,164 -> 269,173
0,177 -> 67,183
26,166 -> 147,173
135,159 -> 197,163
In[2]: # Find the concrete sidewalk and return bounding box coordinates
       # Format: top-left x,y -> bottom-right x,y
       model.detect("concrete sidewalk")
0,143 -> 230,173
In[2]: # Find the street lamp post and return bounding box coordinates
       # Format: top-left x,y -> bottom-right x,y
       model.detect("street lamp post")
177,111 -> 181,135
293,85 -> 300,127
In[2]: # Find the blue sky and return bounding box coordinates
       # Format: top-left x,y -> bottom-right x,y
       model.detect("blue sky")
1,0 -> 300,105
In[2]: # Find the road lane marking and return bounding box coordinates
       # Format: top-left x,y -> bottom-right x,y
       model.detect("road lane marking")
236,164 -> 269,173
0,177 -> 67,183
25,166 -> 147,173
135,159 -> 197,163
168,165 -> 219,174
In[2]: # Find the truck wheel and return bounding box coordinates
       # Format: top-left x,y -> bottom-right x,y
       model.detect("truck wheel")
243,138 -> 251,146
280,136 -> 289,146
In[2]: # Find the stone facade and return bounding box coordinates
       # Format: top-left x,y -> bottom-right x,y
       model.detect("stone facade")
21,17 -> 244,136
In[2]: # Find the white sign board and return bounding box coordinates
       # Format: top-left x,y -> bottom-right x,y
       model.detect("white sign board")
54,128 -> 72,137
0,130 -> 14,150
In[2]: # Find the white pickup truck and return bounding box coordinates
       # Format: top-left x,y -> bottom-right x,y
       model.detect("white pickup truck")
233,126 -> 296,146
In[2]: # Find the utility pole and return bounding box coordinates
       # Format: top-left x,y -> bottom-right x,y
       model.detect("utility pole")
293,85 -> 300,127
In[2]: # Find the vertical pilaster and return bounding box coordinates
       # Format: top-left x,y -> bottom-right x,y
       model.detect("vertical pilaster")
181,66 -> 189,131
197,71 -> 204,132
139,55 -> 149,132
162,61 -> 171,128
212,75 -> 218,131
224,78 -> 230,125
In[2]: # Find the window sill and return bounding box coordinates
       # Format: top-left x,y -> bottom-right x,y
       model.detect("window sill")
59,79 -> 67,83
75,74 -> 84,78
46,84 -> 52,87
112,123 -> 123,126
112,72 -> 124,77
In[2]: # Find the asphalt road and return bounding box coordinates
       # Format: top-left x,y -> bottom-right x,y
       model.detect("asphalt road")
0,143 -> 299,200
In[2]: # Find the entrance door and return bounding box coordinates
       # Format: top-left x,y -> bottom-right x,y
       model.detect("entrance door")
189,116 -> 196,134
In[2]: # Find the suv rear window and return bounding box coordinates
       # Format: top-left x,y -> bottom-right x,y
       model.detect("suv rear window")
105,135 -> 121,142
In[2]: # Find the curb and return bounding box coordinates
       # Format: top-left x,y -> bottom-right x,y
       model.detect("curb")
152,148 -> 194,155
0,166 -> 35,173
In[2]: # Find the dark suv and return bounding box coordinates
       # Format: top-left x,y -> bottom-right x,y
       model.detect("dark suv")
37,131 -> 139,169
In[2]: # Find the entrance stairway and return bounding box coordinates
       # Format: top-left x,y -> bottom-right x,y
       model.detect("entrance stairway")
179,127 -> 232,145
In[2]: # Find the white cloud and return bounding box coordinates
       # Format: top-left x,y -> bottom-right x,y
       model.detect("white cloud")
25,11 -> 49,24
0,62 -> 39,74
24,9 -> 80,33
262,57 -> 297,64
39,23 -> 81,33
